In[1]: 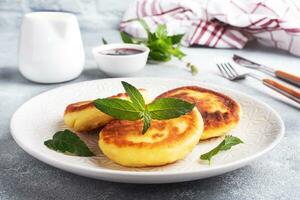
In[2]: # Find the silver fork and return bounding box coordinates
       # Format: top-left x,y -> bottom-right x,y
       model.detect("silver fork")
217,62 -> 300,104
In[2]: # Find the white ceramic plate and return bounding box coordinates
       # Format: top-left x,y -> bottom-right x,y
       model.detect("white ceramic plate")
10,78 -> 284,184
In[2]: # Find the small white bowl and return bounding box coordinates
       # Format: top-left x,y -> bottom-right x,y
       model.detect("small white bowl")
92,43 -> 149,77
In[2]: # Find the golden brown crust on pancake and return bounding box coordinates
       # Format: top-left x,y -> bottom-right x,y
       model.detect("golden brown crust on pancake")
63,89 -> 147,132
65,101 -> 94,114
101,109 -> 198,148
156,86 -> 240,140
99,108 -> 204,167
64,89 -> 146,114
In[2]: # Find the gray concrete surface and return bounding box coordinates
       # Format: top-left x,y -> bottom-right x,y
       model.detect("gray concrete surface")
0,30 -> 300,200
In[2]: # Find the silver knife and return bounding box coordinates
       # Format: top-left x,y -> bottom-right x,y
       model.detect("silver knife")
233,54 -> 300,88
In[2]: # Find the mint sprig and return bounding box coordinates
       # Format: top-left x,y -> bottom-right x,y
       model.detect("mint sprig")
142,110 -> 152,134
123,22 -> 185,62
102,38 -> 108,45
44,129 -> 94,156
147,98 -> 195,120
120,32 -> 134,44
119,20 -> 198,75
200,135 -> 243,164
93,98 -> 141,120
121,81 -> 145,111
94,81 -> 195,134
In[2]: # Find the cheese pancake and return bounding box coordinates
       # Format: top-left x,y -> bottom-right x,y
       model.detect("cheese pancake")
156,86 -> 240,140
99,108 -> 203,167
64,89 -> 148,132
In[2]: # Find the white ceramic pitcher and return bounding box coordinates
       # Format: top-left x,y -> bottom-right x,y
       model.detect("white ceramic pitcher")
19,12 -> 85,83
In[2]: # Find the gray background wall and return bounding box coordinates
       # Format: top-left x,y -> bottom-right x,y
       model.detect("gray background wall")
0,0 -> 135,68
0,0 -> 134,32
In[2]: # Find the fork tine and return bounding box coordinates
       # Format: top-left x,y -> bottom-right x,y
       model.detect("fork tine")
223,63 -> 236,78
220,64 -> 234,79
216,61 -> 245,81
217,64 -> 227,78
227,63 -> 239,76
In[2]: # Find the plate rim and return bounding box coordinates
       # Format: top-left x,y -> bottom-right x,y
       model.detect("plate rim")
10,77 -> 285,177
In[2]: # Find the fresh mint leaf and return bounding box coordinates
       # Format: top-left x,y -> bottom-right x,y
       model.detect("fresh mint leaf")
169,34 -> 184,44
149,50 -> 171,62
102,38 -> 108,45
94,98 -> 142,120
144,25 -> 185,62
94,82 -> 196,134
121,81 -> 145,111
142,111 -> 152,134
147,98 -> 195,120
155,24 -> 168,39
148,32 -> 158,42
200,135 -> 244,164
220,136 -> 244,151
170,46 -> 185,60
44,129 -> 94,156
120,32 -> 134,44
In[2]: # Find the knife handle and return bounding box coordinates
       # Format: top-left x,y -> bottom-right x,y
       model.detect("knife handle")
275,70 -> 300,87
263,78 -> 300,104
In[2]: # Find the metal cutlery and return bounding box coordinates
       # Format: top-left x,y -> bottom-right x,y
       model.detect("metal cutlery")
233,54 -> 300,88
216,62 -> 300,104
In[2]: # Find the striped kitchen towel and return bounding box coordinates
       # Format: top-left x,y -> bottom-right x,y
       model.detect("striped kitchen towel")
120,0 -> 300,56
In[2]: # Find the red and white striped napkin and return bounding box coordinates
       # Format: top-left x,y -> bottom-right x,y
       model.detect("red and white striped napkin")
120,0 -> 300,56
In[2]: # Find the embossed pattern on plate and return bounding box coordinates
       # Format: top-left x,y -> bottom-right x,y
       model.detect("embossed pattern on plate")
10,78 -> 284,183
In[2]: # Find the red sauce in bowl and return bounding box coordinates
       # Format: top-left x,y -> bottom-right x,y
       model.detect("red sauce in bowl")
100,48 -> 144,56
